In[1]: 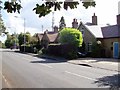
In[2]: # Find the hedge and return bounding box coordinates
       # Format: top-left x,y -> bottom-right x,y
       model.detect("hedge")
46,44 -> 78,59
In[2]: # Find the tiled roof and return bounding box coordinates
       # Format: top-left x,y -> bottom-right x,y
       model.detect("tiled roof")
47,33 -> 58,42
101,25 -> 120,38
37,33 -> 44,41
84,24 -> 120,38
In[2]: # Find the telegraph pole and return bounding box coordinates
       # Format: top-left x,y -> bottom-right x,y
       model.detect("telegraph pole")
52,12 -> 54,31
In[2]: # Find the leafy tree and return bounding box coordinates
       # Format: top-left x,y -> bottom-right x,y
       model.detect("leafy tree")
59,16 -> 66,30
30,34 -> 38,45
3,0 -> 96,18
18,32 -> 31,46
5,33 -> 19,48
59,27 -> 83,47
18,33 -> 24,46
0,1 -> 6,35
25,32 -> 31,43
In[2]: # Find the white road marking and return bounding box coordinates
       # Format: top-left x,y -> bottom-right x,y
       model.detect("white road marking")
0,73 -> 12,88
65,71 -> 96,81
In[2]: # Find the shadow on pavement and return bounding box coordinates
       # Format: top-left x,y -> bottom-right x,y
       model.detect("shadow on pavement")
94,74 -> 120,90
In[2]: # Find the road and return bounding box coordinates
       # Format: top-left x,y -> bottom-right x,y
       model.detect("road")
1,49 -> 119,88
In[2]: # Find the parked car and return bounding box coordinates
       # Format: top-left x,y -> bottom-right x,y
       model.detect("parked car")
77,52 -> 87,58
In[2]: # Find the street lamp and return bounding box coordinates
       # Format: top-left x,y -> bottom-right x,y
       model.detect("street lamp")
14,16 -> 26,52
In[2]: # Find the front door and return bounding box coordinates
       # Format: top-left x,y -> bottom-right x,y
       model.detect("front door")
113,42 -> 119,59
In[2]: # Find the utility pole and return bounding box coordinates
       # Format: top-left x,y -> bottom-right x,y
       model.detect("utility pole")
52,12 -> 54,31
42,25 -> 43,32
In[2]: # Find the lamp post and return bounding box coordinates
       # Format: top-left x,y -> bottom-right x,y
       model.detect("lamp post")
14,16 -> 26,52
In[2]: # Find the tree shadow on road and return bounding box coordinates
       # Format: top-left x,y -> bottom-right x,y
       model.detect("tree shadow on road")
94,74 -> 120,90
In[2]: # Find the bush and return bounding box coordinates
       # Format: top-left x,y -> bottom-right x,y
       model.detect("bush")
59,28 -> 83,47
91,41 -> 104,58
46,44 -> 78,59
20,45 -> 34,53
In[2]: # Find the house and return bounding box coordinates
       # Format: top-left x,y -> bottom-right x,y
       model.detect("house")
37,26 -> 59,48
77,13 -> 120,58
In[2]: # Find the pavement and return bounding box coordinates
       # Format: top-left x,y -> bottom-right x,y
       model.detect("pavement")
68,58 -> 120,72
38,54 -> 120,72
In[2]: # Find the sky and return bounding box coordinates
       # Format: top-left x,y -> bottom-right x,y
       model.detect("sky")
0,0 -> 120,42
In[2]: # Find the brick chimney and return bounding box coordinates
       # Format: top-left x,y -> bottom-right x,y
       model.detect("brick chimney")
117,14 -> 120,25
54,26 -> 58,33
92,13 -> 97,25
72,18 -> 78,29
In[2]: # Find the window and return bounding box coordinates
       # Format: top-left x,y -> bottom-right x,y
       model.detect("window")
88,42 -> 92,52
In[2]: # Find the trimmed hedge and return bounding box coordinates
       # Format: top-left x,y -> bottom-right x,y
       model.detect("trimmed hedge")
46,44 -> 78,59
20,46 -> 34,53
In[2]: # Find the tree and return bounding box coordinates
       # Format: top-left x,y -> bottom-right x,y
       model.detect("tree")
30,34 -> 38,45
59,27 -> 83,47
5,33 -> 19,48
18,32 -> 31,46
59,16 -> 66,30
0,1 -> 6,35
3,0 -> 96,18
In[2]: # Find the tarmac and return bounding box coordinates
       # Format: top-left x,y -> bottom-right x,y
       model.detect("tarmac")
13,49 -> 120,72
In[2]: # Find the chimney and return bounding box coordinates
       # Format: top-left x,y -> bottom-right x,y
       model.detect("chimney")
44,30 -> 48,34
117,14 -> 120,25
54,26 -> 58,33
72,18 -> 78,29
92,13 -> 97,25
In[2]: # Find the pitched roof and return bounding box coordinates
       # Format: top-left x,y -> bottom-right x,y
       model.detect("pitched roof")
37,33 -> 44,41
101,25 -> 120,38
47,33 -> 58,42
85,25 -> 103,38
79,22 -> 120,38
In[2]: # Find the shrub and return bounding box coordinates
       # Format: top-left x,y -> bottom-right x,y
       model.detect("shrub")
91,41 -> 104,58
46,44 -> 78,60
59,28 -> 83,47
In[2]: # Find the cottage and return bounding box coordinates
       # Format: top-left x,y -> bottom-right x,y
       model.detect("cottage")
37,26 -> 59,48
77,13 -> 120,58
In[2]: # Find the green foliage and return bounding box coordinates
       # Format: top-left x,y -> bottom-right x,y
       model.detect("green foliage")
0,41 -> 5,48
18,32 -> 31,46
66,50 -> 78,60
91,41 -> 103,58
30,34 -> 38,45
5,33 -> 19,48
18,33 -> 23,45
59,16 -> 66,30
82,1 -> 96,9
0,6 -> 6,35
59,28 -> 83,47
4,1 -> 22,13
3,0 -> 96,18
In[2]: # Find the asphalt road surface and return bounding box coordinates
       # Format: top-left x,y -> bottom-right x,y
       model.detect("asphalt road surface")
1,49 -> 119,88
